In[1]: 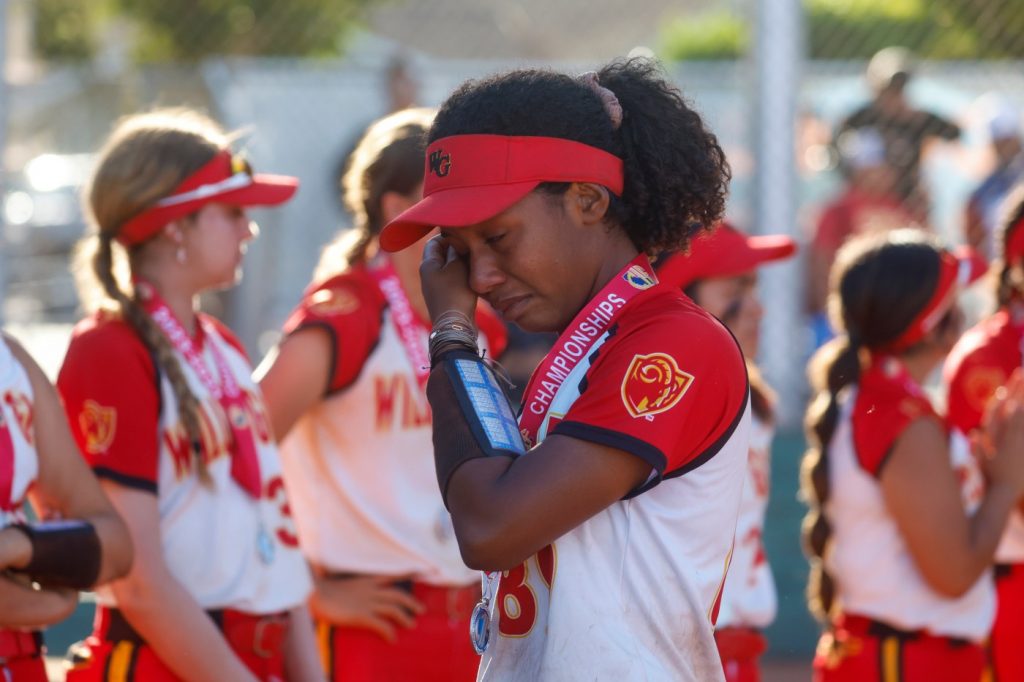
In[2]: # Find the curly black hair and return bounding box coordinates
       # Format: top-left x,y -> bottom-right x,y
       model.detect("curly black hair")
429,58 -> 731,254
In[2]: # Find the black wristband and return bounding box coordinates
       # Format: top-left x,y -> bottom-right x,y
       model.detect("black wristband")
426,350 -> 525,507
10,520 -> 102,590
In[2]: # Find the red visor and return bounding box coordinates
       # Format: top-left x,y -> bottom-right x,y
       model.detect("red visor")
657,222 -> 797,289
882,246 -> 988,352
379,134 -> 625,252
118,149 -> 298,246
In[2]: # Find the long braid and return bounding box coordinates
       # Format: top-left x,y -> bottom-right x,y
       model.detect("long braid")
800,335 -> 861,621
93,233 -> 209,480
799,228 -> 944,624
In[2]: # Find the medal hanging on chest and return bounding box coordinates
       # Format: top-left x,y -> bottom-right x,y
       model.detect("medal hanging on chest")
136,280 -> 263,499
470,571 -> 498,654
256,521 -> 276,565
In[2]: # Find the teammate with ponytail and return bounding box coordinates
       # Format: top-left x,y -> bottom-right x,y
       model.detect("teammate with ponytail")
381,58 -> 746,680
946,184 -> 1024,680
57,109 -> 317,681
257,108 -> 506,681
802,229 -> 1024,681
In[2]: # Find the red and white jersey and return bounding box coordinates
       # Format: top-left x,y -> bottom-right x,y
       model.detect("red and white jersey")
716,413 -> 777,630
0,336 -> 36,530
480,282 -> 749,682
945,307 -> 1024,563
278,263 -> 507,586
58,313 -> 311,614
826,359 -> 994,642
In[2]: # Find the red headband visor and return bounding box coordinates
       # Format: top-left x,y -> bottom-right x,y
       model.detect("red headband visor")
118,149 -> 298,247
882,246 -> 986,352
657,222 -> 797,289
379,134 -> 625,252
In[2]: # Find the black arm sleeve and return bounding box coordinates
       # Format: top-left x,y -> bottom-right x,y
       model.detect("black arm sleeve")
426,350 -> 524,508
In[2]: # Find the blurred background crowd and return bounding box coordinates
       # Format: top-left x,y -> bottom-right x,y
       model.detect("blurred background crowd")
2,0 -> 1024,672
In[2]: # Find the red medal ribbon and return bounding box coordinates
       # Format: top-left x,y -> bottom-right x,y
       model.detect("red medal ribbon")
136,280 -> 262,498
368,258 -> 432,388
0,413 -> 15,511
518,254 -> 660,445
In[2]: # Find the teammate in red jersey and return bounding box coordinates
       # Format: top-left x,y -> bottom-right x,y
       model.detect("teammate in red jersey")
57,108 -> 319,681
945,184 -> 1024,681
257,108 -> 505,681
379,59 -> 745,681
658,222 -> 796,682
0,332 -> 132,682
802,229 -> 1024,682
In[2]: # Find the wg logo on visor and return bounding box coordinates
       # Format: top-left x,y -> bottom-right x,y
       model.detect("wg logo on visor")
429,150 -> 452,178
623,265 -> 656,290
620,353 -> 693,419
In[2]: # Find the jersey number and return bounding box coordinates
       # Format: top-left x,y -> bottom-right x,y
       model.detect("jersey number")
497,544 -> 556,637
265,475 -> 299,547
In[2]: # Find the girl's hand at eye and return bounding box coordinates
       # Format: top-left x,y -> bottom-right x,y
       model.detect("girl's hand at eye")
420,235 -> 478,323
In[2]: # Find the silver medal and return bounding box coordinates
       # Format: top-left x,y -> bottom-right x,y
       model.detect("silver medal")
257,524 -> 275,564
470,598 -> 491,654
471,571 -> 498,654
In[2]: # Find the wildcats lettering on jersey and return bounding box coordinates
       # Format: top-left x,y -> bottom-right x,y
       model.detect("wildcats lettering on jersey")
527,292 -> 627,416
374,373 -> 432,430
163,389 -> 273,480
3,390 -> 33,445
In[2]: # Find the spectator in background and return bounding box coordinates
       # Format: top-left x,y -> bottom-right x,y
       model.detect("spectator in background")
658,223 -> 796,682
837,46 -> 960,222
964,98 -> 1024,260
808,127 -> 917,348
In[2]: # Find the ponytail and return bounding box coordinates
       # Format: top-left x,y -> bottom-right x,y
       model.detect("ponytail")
91,233 -> 209,481
800,334 -> 862,621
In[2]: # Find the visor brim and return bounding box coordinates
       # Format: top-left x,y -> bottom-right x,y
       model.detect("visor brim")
220,173 -> 299,208
380,181 -> 540,252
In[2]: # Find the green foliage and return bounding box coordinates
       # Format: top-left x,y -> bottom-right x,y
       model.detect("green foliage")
33,0 -> 105,61
661,0 -> 1024,61
659,11 -> 749,61
116,0 -> 374,62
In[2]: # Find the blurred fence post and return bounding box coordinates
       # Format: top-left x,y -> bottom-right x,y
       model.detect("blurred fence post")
754,0 -> 804,429
0,0 -> 8,327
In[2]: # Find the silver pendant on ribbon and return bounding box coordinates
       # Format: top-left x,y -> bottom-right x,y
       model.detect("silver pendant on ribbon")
257,524 -> 275,565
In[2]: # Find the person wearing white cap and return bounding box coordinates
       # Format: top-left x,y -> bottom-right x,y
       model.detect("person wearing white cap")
837,47 -> 961,221
964,97 -> 1024,260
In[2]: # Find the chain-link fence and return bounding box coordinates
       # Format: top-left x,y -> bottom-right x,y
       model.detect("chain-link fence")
5,0 -> 1024,671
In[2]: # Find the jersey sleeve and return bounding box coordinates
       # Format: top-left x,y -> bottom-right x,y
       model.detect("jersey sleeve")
56,317 -> 161,493
550,305 -> 748,490
852,379 -> 941,477
945,345 -> 1012,437
282,273 -> 384,395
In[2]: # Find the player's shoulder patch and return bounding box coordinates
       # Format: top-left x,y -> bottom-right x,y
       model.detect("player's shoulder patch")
604,289 -> 744,420
284,267 -> 385,337
620,352 -> 695,419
